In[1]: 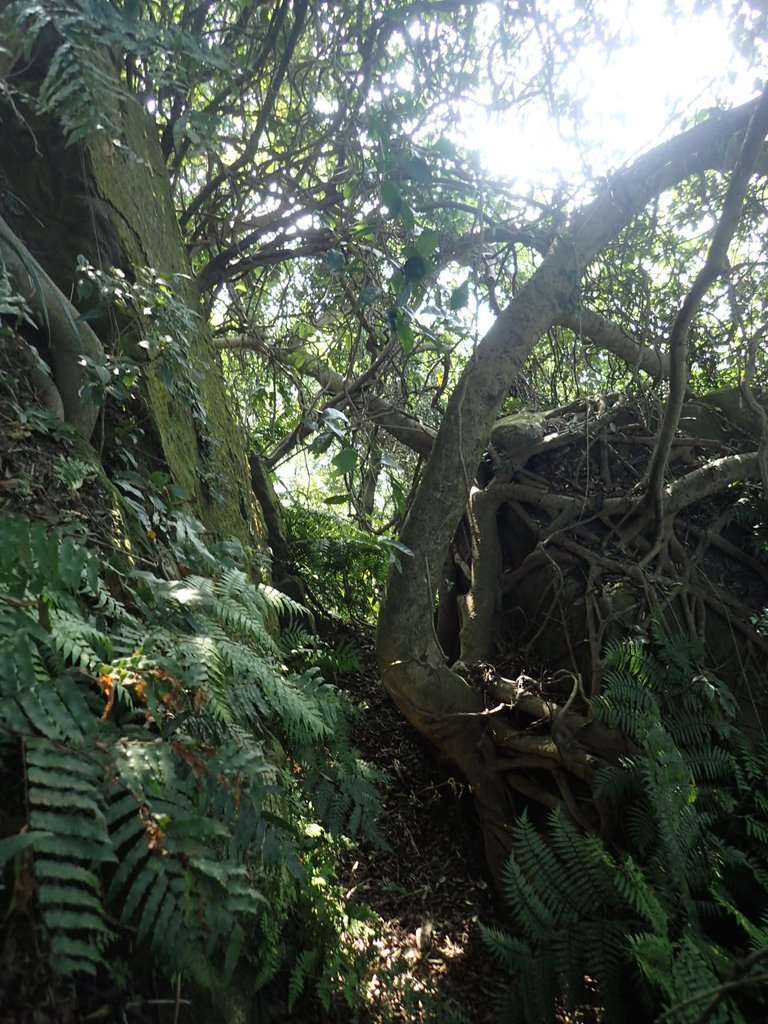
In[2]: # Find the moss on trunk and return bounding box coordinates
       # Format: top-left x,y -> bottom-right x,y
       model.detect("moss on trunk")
0,45 -> 266,558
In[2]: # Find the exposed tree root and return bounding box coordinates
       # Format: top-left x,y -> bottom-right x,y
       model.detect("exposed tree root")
381,389 -> 768,885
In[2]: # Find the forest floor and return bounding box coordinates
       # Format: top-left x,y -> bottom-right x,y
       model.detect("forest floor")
280,622 -> 505,1024
0,377 -> 503,1023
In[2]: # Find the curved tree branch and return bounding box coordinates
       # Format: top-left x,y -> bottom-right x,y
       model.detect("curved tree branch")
555,307 -> 669,379
645,83 -> 768,524
214,333 -> 438,459
664,452 -> 760,517
378,98 -> 762,673
1,332 -> 64,421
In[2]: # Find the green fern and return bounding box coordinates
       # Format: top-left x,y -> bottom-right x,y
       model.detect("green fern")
0,512 -> 381,1010
485,628 -> 768,1023
24,738 -> 115,975
5,1 -> 230,150
484,811 -> 633,1024
285,503 -> 391,622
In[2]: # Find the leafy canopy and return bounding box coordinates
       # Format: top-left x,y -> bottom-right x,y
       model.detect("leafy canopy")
6,1 -> 764,533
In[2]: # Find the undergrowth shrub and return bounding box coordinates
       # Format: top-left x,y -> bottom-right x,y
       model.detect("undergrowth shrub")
483,625 -> 768,1024
284,503 -> 401,623
0,512 -> 382,1011
281,623 -> 364,682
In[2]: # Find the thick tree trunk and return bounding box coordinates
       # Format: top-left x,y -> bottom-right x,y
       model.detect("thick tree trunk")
0,31 -> 266,557
376,98 -> 766,882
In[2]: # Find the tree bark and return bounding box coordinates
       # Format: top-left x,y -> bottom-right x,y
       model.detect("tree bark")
0,26 -> 267,558
379,99 -> 761,673
554,307 -> 670,379
0,213 -> 103,438
376,98 -> 765,882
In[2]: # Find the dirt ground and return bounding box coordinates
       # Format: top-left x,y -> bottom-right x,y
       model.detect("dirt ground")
324,624 -> 504,1024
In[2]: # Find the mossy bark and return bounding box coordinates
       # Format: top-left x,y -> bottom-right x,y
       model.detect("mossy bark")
0,46 -> 266,558
85,95 -> 267,552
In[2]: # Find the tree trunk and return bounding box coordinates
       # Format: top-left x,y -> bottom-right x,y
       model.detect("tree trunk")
376,98 -> 766,883
0,25 -> 266,557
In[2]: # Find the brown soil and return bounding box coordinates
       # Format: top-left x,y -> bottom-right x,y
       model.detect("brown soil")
327,624 -> 503,1024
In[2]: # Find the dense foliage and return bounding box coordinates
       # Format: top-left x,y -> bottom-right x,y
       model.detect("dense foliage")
0,508 -> 380,1011
484,627 -> 768,1023
1,0 -> 635,525
3,0 -> 768,1021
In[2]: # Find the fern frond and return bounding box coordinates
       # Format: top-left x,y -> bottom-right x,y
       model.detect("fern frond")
47,609 -> 111,670
488,626 -> 768,1023
0,512 -> 380,1008
24,738 -> 114,974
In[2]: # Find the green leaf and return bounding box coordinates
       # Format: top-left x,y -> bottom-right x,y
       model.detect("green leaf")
31,809 -> 108,841
396,319 -> 415,353
223,924 -> 245,985
380,453 -> 403,472
311,431 -> 334,454
38,884 -> 104,912
353,220 -> 377,241
321,407 -> 348,440
58,538 -> 88,591
377,536 -> 413,558
399,203 -> 415,233
137,872 -> 170,942
30,786 -> 100,811
49,935 -> 105,962
403,255 -> 428,282
43,908 -> 111,933
414,228 -> 439,259
397,154 -> 432,182
381,180 -> 402,214
449,280 -> 470,310
395,278 -> 411,308
331,448 -> 357,476
321,408 -> 349,426
390,478 -> 406,516
0,831 -> 53,870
